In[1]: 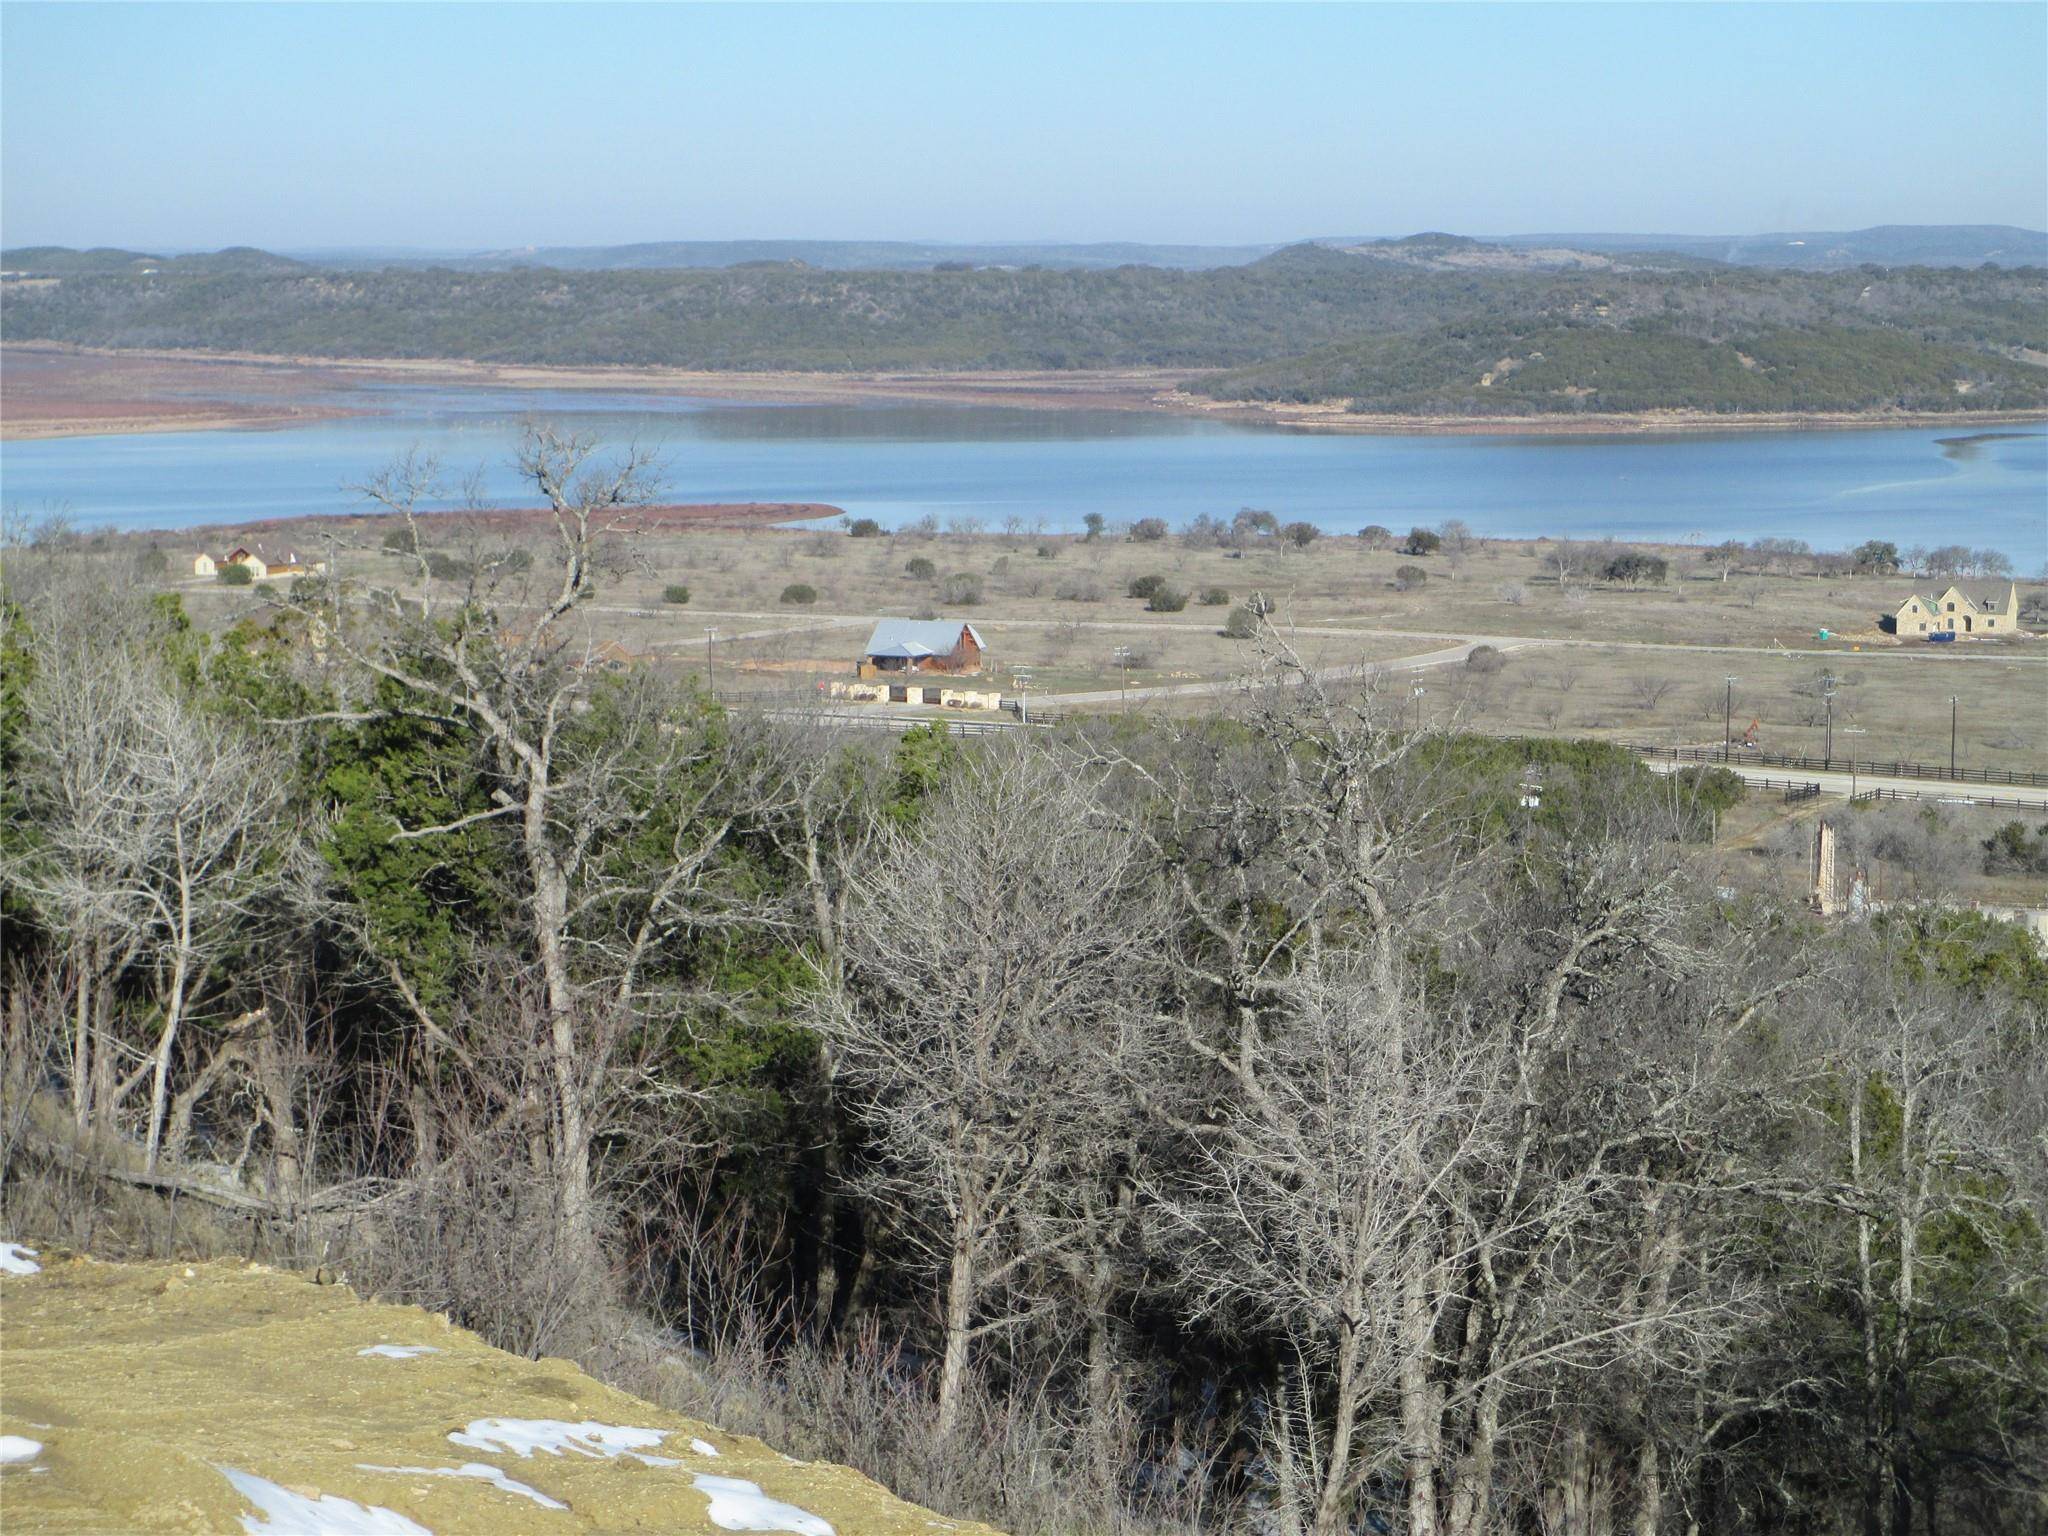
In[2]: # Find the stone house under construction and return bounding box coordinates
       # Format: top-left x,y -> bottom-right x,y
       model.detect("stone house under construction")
1886,582 -> 2021,637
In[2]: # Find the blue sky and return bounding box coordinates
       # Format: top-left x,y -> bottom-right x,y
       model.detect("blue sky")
3,2 -> 2043,251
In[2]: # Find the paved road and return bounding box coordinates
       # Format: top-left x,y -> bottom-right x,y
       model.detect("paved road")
1647,759 -> 2048,809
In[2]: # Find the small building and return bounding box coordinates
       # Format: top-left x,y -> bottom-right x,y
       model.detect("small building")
1887,583 -> 2020,637
857,620 -> 987,679
198,545 -> 327,581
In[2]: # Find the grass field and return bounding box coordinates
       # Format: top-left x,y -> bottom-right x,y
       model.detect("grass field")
161,522 -> 2046,771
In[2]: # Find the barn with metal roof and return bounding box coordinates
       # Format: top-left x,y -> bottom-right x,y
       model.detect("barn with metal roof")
858,620 -> 987,676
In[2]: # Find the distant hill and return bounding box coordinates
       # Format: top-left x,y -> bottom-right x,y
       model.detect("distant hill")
1469,225 -> 2048,270
311,225 -> 2048,274
2,246 -> 164,275
6,237 -> 2043,418
331,238 -> 1283,273
13,227 -> 2040,277
167,246 -> 311,275
2,245 -> 308,276
1188,322 -> 2048,417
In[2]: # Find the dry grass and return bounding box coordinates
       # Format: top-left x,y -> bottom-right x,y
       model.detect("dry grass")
155,523 -> 2046,768
1424,642 -> 2046,773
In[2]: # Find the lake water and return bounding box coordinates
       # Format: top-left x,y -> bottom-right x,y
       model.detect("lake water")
5,383 -> 2044,567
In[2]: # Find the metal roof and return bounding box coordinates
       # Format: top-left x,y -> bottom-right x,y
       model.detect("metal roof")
862,620 -> 985,657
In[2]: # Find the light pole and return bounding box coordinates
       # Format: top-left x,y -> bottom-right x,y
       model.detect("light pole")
706,627 -> 717,697
1409,683 -> 1427,733
1950,694 -> 1959,778
1113,646 -> 1132,709
1821,673 -> 1836,767
1723,676 -> 1737,759
1013,670 -> 1032,725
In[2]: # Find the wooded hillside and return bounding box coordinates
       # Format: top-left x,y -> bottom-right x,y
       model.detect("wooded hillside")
5,245 -> 2044,413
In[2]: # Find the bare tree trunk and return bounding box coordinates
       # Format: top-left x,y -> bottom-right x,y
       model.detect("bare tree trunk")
1889,1146 -> 1925,1536
1081,1243 -> 1117,1448
1555,1419 -> 1601,1536
1402,1253 -> 1444,1536
1312,1312 -> 1366,1536
528,792 -> 592,1253
143,904 -> 193,1171
251,1015 -> 304,1205
71,938 -> 94,1132
1851,1088 -> 1885,1536
90,989 -> 114,1141
1447,1375 -> 1504,1536
1633,1436 -> 1662,1536
937,1206 -> 978,1439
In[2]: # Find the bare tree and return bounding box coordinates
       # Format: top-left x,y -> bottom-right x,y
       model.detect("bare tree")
1105,642 -> 1776,1536
1629,674 -> 1677,712
293,427 -> 739,1254
1797,937 -> 2048,1534
803,743 -> 1161,1437
1151,946 -> 1489,1536
743,713 -> 895,1332
1550,540 -> 1591,589
11,598 -> 300,1166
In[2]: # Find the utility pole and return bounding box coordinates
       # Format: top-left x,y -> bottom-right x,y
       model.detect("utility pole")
1950,694 -> 1959,778
1409,683 -> 1427,733
1723,675 -> 1737,760
1821,673 -> 1836,766
1113,645 -> 1132,710
706,627 -> 717,698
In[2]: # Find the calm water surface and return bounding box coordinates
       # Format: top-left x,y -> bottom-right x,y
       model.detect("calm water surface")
5,384 -> 2044,566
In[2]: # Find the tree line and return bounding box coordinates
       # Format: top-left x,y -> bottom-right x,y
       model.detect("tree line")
2,432 -> 2043,1536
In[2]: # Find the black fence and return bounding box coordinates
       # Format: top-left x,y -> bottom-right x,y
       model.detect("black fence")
1850,786 -> 2045,811
1626,742 -> 2048,789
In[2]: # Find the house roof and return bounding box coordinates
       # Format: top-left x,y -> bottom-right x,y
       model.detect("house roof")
862,620 -> 985,658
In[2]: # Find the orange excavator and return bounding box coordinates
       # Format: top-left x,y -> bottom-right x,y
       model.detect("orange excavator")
1740,718 -> 1761,749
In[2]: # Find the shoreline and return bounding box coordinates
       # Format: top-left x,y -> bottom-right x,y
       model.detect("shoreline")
3,404 -> 359,441
6,341 -> 2046,441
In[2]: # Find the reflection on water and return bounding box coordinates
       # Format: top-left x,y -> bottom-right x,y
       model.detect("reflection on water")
4,387 -> 2043,568
1934,431 -> 2037,461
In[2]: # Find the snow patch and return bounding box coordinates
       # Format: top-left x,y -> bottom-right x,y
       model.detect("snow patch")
0,1242 -> 41,1276
691,1437 -> 722,1458
693,1473 -> 836,1536
357,1344 -> 439,1359
357,1461 -> 564,1510
221,1467 -> 431,1535
0,1435 -> 43,1464
447,1418 -> 677,1466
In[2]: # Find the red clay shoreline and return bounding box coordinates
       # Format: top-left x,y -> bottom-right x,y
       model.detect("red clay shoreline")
147,503 -> 849,545
6,341 -> 2046,441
